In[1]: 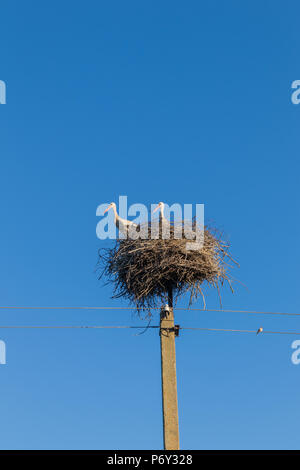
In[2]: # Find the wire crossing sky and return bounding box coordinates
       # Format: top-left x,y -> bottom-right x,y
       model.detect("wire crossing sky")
0,306 -> 299,316
0,325 -> 299,335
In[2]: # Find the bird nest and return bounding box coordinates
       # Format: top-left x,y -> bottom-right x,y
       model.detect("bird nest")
97,221 -> 238,316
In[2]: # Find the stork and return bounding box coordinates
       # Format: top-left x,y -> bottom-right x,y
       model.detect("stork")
153,202 -> 168,225
153,201 -> 170,239
104,202 -> 137,236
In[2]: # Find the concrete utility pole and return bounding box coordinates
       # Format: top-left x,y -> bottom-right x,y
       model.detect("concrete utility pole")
160,287 -> 180,450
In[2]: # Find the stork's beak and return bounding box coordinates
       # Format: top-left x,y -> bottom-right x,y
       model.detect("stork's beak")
104,204 -> 112,214
153,204 -> 160,213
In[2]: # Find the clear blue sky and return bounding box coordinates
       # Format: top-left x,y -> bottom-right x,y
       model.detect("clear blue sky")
0,1 -> 299,450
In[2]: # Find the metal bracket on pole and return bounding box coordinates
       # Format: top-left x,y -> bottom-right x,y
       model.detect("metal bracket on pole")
174,325 -> 180,337
160,306 -> 180,337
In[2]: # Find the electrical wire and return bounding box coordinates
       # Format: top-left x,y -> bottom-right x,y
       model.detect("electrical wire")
0,306 -> 299,316
0,325 -> 299,335
181,327 -> 300,335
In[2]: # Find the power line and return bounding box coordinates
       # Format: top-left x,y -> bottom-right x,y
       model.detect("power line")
0,306 -> 124,310
0,306 -> 299,316
176,308 -> 300,317
0,325 -> 299,335
182,327 -> 300,335
0,325 -> 154,329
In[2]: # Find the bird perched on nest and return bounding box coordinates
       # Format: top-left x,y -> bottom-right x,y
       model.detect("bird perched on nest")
153,202 -> 168,225
153,201 -> 188,247
153,201 -> 170,239
104,202 -> 138,235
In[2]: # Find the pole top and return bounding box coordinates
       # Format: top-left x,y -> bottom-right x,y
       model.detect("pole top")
160,304 -> 171,316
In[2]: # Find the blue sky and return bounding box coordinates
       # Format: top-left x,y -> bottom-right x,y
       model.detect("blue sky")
0,1 -> 299,450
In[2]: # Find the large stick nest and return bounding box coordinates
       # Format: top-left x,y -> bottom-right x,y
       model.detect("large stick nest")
97,221 -> 238,315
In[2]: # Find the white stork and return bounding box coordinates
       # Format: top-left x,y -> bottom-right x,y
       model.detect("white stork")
153,201 -> 170,238
104,202 -> 137,236
153,202 -> 168,225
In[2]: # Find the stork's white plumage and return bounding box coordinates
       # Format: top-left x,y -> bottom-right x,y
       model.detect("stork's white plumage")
153,201 -> 170,239
153,201 -> 168,225
104,202 -> 137,235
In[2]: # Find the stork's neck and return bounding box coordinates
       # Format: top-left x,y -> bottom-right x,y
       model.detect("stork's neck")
160,203 -> 165,219
112,205 -> 119,221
